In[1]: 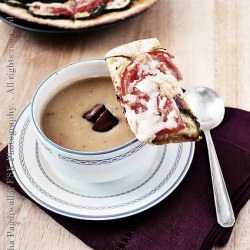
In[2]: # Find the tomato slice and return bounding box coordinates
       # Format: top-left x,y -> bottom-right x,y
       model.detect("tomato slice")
102,0 -> 114,3
30,0 -> 108,18
121,50 -> 183,96
74,0 -> 102,13
49,6 -> 74,17
147,50 -> 183,81
29,2 -> 74,17
157,95 -> 185,135
156,94 -> 185,134
121,50 -> 185,134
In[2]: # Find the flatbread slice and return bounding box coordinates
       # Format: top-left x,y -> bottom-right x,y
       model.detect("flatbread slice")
105,38 -> 201,144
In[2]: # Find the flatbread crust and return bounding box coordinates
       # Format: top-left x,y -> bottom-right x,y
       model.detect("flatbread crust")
0,0 -> 158,29
105,38 -> 201,144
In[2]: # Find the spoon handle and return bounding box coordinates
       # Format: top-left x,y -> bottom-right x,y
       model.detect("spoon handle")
204,130 -> 235,227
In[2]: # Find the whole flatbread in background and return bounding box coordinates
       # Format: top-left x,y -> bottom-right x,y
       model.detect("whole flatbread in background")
0,0 -> 159,29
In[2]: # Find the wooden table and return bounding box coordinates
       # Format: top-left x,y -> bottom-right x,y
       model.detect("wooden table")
1,0 -> 250,249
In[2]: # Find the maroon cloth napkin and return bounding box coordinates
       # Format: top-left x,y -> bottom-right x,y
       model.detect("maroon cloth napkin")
1,107 -> 250,250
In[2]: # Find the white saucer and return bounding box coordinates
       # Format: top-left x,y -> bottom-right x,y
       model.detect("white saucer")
9,104 -> 195,220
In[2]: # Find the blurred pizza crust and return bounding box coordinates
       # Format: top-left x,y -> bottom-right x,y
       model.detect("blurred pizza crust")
0,0 -> 158,29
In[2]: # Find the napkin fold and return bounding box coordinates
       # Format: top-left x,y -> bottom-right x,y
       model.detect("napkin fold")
1,107 -> 250,250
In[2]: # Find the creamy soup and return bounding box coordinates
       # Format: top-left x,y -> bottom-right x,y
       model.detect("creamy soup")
41,77 -> 135,152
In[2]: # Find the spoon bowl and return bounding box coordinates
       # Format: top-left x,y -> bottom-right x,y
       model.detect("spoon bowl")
184,87 -> 235,228
184,87 -> 225,130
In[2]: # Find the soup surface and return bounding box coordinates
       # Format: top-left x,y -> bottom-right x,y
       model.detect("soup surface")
42,77 -> 135,152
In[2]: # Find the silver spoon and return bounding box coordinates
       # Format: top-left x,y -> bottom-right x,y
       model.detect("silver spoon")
184,87 -> 235,227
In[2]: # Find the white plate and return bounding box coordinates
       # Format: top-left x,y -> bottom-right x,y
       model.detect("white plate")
9,104 -> 195,220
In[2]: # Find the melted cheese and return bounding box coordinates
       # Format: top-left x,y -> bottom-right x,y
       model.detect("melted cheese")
123,75 -> 182,143
136,58 -> 183,98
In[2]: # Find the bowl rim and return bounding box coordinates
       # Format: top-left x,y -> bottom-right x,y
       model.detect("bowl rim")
31,58 -> 138,156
